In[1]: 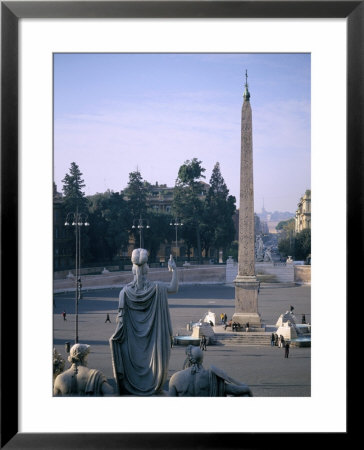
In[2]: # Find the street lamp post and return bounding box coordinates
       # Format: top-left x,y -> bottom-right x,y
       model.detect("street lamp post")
169,219 -> 183,263
132,216 -> 150,248
65,209 -> 89,344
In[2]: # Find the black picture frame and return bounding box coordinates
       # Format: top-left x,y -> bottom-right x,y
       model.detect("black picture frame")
1,1 -> 358,448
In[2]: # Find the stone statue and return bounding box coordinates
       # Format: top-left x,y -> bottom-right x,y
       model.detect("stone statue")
53,344 -> 114,396
255,235 -> 264,262
264,246 -> 272,262
110,249 -> 178,396
168,345 -> 252,397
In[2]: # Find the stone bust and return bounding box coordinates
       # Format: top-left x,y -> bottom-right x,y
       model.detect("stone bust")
53,344 -> 114,396
168,345 -> 252,397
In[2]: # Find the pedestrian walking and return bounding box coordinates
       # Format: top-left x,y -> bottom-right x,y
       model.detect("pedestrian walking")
105,313 -> 111,323
284,342 -> 290,358
281,336 -> 285,348
62,311 -> 67,321
271,333 -> 275,346
200,335 -> 207,351
224,313 -> 227,324
220,313 -> 224,324
302,314 -> 306,324
274,333 -> 279,346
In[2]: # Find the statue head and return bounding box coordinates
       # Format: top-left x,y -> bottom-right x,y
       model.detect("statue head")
186,345 -> 204,371
131,249 -> 149,289
68,343 -> 90,366
131,248 -> 148,266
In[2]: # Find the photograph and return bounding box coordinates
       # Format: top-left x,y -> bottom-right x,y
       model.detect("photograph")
2,0 -> 356,445
52,52 -> 311,398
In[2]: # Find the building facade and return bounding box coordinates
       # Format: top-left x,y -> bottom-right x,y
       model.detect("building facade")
295,189 -> 311,232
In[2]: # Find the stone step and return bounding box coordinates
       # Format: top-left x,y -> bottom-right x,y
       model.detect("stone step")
212,332 -> 272,347
214,333 -> 269,338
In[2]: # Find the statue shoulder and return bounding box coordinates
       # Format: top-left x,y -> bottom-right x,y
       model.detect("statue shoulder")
53,367 -> 75,393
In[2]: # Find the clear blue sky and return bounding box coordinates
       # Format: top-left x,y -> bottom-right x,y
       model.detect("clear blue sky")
54,53 -> 310,213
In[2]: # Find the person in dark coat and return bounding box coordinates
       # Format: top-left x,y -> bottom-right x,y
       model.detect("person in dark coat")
62,311 -> 67,321
284,342 -> 290,358
105,313 -> 111,323
302,314 -> 306,324
281,336 -> 285,348
274,333 -> 279,346
200,335 -> 207,351
271,333 -> 275,346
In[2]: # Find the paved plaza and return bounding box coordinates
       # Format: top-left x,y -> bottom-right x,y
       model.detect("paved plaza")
53,283 -> 311,397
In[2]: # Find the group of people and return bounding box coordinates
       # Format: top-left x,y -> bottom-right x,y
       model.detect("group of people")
224,321 -> 249,332
271,332 -> 290,357
220,313 -> 228,324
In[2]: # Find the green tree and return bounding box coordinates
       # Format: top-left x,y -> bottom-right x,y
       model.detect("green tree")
62,162 -> 88,213
145,212 -> 175,262
201,162 -> 236,260
172,158 -> 206,262
86,191 -> 132,263
276,217 -> 295,232
124,170 -> 149,219
278,236 -> 293,258
61,162 -> 89,265
124,170 -> 151,248
277,218 -> 296,257
294,228 -> 311,260
278,227 -> 311,261
224,240 -> 239,262
86,194 -> 110,262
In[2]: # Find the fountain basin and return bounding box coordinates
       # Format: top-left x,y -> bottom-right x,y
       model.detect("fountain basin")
290,336 -> 311,347
174,336 -> 201,346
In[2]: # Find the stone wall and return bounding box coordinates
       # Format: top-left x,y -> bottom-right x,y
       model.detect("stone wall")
255,262 -> 294,283
225,257 -> 238,283
53,262 -> 311,292
294,265 -> 311,285
53,265 -> 226,292
54,266 -> 119,280
226,260 -> 295,283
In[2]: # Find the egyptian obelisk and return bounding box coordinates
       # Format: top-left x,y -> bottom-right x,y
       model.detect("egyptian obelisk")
232,70 -> 262,328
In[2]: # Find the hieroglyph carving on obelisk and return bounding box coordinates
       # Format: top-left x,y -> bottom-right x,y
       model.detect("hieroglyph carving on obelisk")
233,70 -> 262,328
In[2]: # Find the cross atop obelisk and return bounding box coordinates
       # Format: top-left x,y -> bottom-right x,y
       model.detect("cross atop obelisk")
232,70 -> 262,328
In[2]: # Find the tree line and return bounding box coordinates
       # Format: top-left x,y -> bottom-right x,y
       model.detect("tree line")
276,218 -> 311,262
56,159 -> 237,267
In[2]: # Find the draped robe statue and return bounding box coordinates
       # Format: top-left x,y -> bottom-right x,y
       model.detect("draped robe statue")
110,249 -> 178,396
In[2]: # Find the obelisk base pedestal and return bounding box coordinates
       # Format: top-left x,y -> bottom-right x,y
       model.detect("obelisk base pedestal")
233,276 -> 262,329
